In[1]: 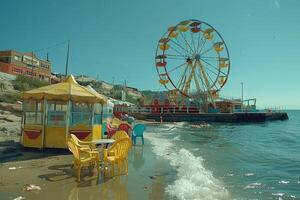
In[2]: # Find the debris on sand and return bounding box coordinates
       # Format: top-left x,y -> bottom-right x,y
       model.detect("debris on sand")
22,184 -> 41,191
149,175 -> 157,180
13,196 -> 25,200
8,167 -> 17,170
8,166 -> 22,170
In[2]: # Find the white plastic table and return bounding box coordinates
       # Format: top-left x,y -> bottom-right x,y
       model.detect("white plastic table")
93,139 -> 115,148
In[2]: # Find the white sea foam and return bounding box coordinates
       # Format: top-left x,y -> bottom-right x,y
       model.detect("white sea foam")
145,132 -> 229,200
145,132 -> 174,158
161,123 -> 177,130
166,149 -> 229,200
279,180 -> 289,184
172,135 -> 181,141
174,122 -> 185,127
272,192 -> 285,197
244,182 -> 262,189
244,173 -> 254,176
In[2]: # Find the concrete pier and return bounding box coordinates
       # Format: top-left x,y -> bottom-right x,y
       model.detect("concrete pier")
133,112 -> 289,123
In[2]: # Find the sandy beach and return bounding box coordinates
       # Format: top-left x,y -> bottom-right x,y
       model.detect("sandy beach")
0,136 -> 175,200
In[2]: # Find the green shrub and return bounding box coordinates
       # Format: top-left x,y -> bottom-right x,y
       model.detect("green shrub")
0,92 -> 21,103
12,75 -> 49,91
0,81 -> 5,92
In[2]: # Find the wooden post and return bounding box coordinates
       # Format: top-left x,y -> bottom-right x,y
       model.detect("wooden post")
100,103 -> 103,124
42,99 -> 47,149
20,101 -> 25,145
65,100 -> 71,146
91,103 -> 95,126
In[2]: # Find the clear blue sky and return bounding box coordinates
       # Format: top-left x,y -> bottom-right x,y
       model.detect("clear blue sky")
1,0 -> 299,109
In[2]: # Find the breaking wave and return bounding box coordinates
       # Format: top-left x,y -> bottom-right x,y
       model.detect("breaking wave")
145,132 -> 229,200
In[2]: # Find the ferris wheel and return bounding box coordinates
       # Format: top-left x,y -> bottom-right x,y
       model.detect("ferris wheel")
155,19 -> 230,105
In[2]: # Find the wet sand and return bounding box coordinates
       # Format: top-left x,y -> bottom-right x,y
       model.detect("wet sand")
0,139 -> 175,200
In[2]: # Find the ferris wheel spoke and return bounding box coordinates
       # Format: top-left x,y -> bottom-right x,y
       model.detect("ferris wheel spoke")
195,66 -> 209,92
173,39 -> 189,58
200,46 -> 214,56
169,45 -> 187,57
174,37 -> 190,56
197,62 -> 218,80
205,69 -> 217,88
201,56 -> 219,59
190,31 -> 197,53
170,39 -> 192,56
167,57 -> 187,61
179,32 -> 195,54
183,65 -> 194,94
201,59 -> 219,62
193,74 -> 203,98
196,32 -> 204,53
201,63 -> 218,76
201,56 -> 220,61
192,63 -> 203,94
168,62 -> 188,73
200,59 -> 227,76
198,63 -> 212,92
165,54 -> 189,58
200,59 -> 220,74
176,64 -> 189,89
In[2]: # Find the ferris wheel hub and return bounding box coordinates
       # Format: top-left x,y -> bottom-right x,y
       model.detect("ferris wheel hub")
194,54 -> 201,61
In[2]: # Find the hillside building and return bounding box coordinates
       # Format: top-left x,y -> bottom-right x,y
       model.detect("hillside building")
0,50 -> 51,82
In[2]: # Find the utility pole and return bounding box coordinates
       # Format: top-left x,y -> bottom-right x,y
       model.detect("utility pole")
31,51 -> 34,77
122,80 -> 127,101
65,40 -> 70,78
241,82 -> 244,104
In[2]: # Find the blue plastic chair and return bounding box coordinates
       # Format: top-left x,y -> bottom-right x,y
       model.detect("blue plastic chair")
102,121 -> 107,137
132,124 -> 146,145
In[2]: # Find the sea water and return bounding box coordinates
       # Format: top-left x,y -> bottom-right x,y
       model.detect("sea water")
144,110 -> 300,200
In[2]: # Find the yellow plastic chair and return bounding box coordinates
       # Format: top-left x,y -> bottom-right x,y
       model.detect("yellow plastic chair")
70,134 -> 100,161
112,130 -> 129,140
103,138 -> 131,176
110,130 -> 131,156
67,138 -> 100,182
111,117 -> 123,127
70,134 -> 97,151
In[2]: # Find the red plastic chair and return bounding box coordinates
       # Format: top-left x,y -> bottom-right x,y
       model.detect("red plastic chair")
107,123 -> 118,139
118,123 -> 132,137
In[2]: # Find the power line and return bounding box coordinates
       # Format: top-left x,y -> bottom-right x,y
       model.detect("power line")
33,40 -> 68,53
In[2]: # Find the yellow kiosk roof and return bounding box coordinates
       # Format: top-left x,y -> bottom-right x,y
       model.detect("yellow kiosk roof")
22,75 -> 107,104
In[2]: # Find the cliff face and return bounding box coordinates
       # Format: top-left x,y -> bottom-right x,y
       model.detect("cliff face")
0,109 -> 21,139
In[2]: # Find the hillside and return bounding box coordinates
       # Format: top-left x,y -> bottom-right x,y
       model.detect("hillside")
0,73 -> 146,106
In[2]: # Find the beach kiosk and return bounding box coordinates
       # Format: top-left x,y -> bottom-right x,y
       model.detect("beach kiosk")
20,75 -> 107,149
